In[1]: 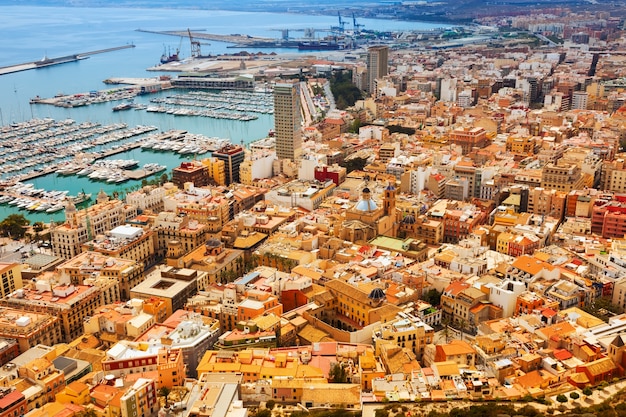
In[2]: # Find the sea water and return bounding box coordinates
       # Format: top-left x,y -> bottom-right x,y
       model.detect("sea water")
0,5 -> 447,222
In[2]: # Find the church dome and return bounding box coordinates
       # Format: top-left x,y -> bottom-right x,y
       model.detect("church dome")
205,237 -> 222,248
354,187 -> 377,212
402,214 -> 416,224
355,198 -> 378,212
368,287 -> 386,301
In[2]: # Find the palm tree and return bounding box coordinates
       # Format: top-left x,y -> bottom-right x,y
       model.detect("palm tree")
441,317 -> 451,343
458,318 -> 467,341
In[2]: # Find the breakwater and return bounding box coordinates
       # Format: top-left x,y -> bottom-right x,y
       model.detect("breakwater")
0,44 -> 136,76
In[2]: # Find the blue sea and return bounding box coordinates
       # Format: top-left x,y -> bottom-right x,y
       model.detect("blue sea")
0,5 -> 447,222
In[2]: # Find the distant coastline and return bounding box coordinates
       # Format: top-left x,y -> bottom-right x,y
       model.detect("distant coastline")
6,0 -> 625,25
2,1 -> 471,24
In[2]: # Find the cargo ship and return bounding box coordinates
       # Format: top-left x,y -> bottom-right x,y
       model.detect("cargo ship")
160,47 -> 180,64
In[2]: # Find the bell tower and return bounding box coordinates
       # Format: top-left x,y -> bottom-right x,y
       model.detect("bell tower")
383,182 -> 396,217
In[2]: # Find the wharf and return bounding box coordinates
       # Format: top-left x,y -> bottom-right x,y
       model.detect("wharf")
30,78 -> 172,108
0,44 -> 135,76
90,141 -> 143,160
18,140 -> 143,183
123,168 -> 163,181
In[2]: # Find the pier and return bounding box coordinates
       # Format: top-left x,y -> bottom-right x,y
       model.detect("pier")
0,44 -> 136,76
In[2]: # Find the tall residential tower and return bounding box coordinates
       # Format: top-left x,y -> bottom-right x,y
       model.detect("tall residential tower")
273,80 -> 302,161
367,45 -> 389,96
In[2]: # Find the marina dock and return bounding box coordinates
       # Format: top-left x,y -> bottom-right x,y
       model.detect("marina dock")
0,44 -> 136,76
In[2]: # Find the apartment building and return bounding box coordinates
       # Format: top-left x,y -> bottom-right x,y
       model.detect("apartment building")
0,308 -> 61,354
51,199 -> 138,259
0,263 -> 22,299
171,161 -> 210,188
130,267 -> 199,317
373,311 -> 434,360
449,126 -> 488,155
57,251 -> 143,301
120,378 -> 157,417
541,162 -> 585,193
82,225 -> 157,272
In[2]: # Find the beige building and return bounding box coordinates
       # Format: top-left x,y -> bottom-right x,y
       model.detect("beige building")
120,378 -> 158,417
51,197 -> 138,259
367,45 -> 389,95
0,307 -> 61,353
81,225 -> 156,272
130,266 -> 201,317
602,157 -> 626,193
373,312 -> 434,360
274,80 -> 303,161
166,238 -> 244,286
57,251 -> 143,300
0,262 -> 23,298
541,162 -> 585,193
125,184 -> 177,213
0,277 -> 102,343
152,212 -> 210,259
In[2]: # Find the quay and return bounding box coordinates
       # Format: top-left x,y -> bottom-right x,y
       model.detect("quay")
18,141 -> 144,183
30,77 -> 172,108
0,44 -> 135,76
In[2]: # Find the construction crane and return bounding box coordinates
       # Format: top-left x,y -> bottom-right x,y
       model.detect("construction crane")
352,13 -> 364,33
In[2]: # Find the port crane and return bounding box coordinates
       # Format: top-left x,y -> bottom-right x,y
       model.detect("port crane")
352,13 -> 364,33
187,29 -> 210,57
331,12 -> 347,33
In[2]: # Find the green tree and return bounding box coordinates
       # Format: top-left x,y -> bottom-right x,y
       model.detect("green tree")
582,387 -> 593,396
341,156 -> 369,173
582,296 -> 621,320
159,386 -> 171,406
347,119 -> 361,134
329,362 -> 347,383
556,394 -> 568,403
457,318 -> 467,340
33,222 -> 45,233
0,214 -> 30,239
265,400 -> 275,410
255,409 -> 271,417
570,391 -> 580,400
387,125 -> 416,135
441,316 -> 452,343
329,70 -> 363,109
422,288 -> 441,306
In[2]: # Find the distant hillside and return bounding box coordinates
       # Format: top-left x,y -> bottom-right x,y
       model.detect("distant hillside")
7,0 -> 626,23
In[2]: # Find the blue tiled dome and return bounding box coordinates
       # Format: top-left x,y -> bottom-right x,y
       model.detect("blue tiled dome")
355,199 -> 377,212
